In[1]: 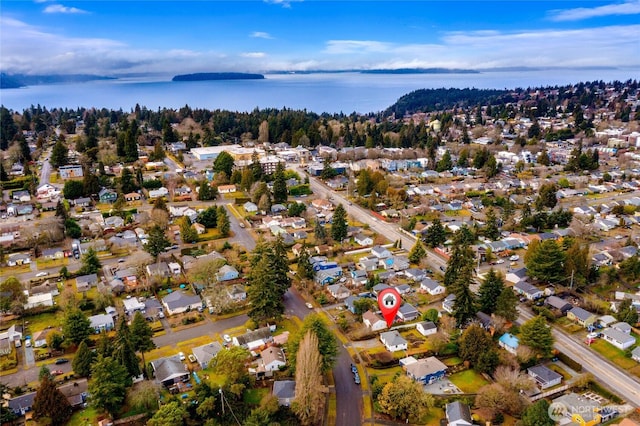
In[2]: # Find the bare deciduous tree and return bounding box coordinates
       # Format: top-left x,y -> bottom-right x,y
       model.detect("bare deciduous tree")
292,331 -> 326,426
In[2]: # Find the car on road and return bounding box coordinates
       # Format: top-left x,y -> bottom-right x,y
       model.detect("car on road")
509,255 -> 520,261
118,258 -> 125,263
354,373 -> 361,385
54,358 -> 69,364
25,339 -> 31,347
305,302 -> 313,309
439,266 -> 445,271
587,332 -> 600,339
351,364 -> 357,374
178,352 -> 186,361
239,222 -> 246,228
496,259 -> 505,264
52,370 -> 64,376
35,272 -> 49,277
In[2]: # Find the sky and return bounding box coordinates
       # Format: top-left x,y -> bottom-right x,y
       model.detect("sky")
1,0 -> 639,75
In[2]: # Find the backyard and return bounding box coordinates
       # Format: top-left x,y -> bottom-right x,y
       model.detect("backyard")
448,369 -> 490,394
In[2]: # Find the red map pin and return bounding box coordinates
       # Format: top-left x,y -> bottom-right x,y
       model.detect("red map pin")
377,287 -> 402,327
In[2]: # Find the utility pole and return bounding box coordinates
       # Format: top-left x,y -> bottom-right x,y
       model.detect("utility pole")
569,269 -> 575,291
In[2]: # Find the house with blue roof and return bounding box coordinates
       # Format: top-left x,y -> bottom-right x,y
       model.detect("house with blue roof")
498,333 -> 519,354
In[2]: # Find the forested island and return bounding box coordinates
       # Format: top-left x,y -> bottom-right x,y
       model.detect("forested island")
172,72 -> 265,81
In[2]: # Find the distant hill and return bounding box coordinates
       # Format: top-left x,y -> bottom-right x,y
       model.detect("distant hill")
172,72 -> 265,81
361,68 -> 479,75
0,73 -> 114,89
385,88 -> 514,115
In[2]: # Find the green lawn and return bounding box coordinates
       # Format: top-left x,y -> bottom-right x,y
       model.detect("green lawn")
420,407 -> 444,425
67,406 -> 100,426
449,369 -> 489,393
590,340 -> 638,370
548,363 -> 572,380
366,366 -> 403,384
443,357 -> 463,366
243,388 -> 268,405
21,311 -> 63,336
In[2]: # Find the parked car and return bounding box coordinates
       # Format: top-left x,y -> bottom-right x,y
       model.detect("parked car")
36,272 -> 48,277
223,334 -> 232,343
351,364 -> 357,374
509,255 -> 520,261
55,358 -> 69,364
305,302 -> 313,309
178,352 -> 186,361
239,223 -> 246,228
496,259 -> 505,264
52,370 -> 64,376
354,373 -> 361,385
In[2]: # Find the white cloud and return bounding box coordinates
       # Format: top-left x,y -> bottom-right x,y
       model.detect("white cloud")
241,52 -> 266,58
250,31 -> 273,39
263,0 -> 302,8
549,0 -> 640,21
324,40 -> 393,54
43,4 -> 89,14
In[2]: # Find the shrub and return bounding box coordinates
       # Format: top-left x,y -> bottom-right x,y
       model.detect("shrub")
556,351 -> 582,372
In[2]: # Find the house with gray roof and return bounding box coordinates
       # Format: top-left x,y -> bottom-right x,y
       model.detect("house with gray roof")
513,281 -> 543,300
397,303 -> 420,322
445,401 -> 473,426
545,295 -> 572,313
233,327 -> 272,349
602,327 -> 636,350
7,392 -> 36,416
420,278 -> 445,295
161,291 -> 202,316
416,321 -> 437,336
76,273 -> 98,293
611,321 -> 632,334
272,380 -> 296,406
89,314 -> 115,333
379,330 -> 408,352
567,307 -> 597,328
631,346 -> 640,362
370,245 -> 392,259
151,355 -> 189,387
405,356 -> 448,385
192,342 -> 223,369
527,364 -> 562,389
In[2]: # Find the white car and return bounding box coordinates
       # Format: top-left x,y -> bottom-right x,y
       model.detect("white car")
223,334 -> 232,343
178,352 -> 186,361
496,259 -> 505,264
509,255 -> 520,261
35,272 -> 48,277
587,332 -> 600,339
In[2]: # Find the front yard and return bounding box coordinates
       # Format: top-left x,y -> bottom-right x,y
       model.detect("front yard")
590,339 -> 639,370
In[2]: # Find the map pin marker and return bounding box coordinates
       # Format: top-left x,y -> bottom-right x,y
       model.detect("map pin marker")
377,287 -> 402,328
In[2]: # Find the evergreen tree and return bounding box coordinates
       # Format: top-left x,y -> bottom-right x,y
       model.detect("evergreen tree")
444,227 -> 476,291
82,172 -> 100,197
96,331 -> 113,358
408,239 -> 426,264
452,277 -> 476,326
495,287 -> 518,322
0,106 -> 18,150
213,151 -> 235,177
50,139 -> 68,168
197,180 -> 216,201
216,205 -> 230,237
436,150 -> 453,172
79,247 -> 102,275
423,218 -> 446,248
72,340 -> 95,377
520,315 -> 554,356
477,268 -> 504,314
130,311 -> 155,374
144,225 -> 170,259
272,162 -> 288,203
314,219 -> 327,244
89,355 -> 129,416
120,168 -> 137,194
247,253 -> 285,324
484,207 -> 501,241
525,239 -> 565,284
250,151 -> 263,181
124,119 -> 139,162
297,248 -> 314,280
62,308 -> 92,346
458,324 -> 492,366
521,400 -> 555,426
331,203 -> 348,242
287,314 -> 338,374
112,317 -> 140,381
179,217 -> 198,244
147,401 -> 187,426
197,206 -> 218,228
33,374 -> 72,426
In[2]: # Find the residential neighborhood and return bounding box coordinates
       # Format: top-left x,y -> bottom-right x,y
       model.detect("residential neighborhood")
1,79 -> 640,425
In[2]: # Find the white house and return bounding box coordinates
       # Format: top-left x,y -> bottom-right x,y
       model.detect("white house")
602,327 -> 636,350
420,278 -> 445,295
379,330 -> 408,352
327,284 -> 350,300
161,291 -> 202,316
24,293 -> 53,310
259,347 -> 286,372
362,310 -> 387,332
416,321 -> 437,336
446,401 -> 473,426
89,314 -> 115,333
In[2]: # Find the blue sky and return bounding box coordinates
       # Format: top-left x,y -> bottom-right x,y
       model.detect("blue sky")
1,0 -> 639,75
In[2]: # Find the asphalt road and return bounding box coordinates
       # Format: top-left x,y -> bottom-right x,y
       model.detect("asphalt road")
518,308 -> 640,406
39,155 -> 52,185
284,287 -> 363,426
224,203 -> 256,251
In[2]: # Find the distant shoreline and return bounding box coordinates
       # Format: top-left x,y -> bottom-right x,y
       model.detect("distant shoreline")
172,72 -> 265,82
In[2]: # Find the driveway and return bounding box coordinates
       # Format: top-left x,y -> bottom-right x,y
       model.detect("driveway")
24,346 -> 35,367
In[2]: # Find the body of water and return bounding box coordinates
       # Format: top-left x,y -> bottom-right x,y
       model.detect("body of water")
1,69 -> 638,114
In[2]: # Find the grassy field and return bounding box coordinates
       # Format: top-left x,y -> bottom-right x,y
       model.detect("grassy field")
366,366 -> 403,384
556,317 -> 585,334
443,357 -> 463,366
67,406 -> 101,426
449,369 -> 489,393
243,387 -> 268,405
549,363 -> 573,380
21,311 -> 63,335
590,340 -> 638,370
420,407 -> 444,425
